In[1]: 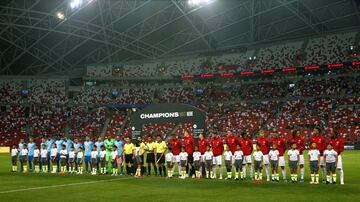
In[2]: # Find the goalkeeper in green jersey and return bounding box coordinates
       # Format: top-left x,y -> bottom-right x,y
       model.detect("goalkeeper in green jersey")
104,134 -> 115,173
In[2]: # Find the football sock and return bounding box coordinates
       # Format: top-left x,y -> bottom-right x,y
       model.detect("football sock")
206,171 -> 210,178
315,174 -> 319,183
311,174 -> 315,182
159,166 -> 162,176
332,174 -> 337,183
272,174 -> 275,180
276,173 -> 279,180
259,172 -> 263,180
240,171 -> 244,179
321,167 -> 326,181
163,166 -> 166,176
178,165 -> 182,176
53,165 -> 57,172
235,172 -> 239,179
339,169 -> 344,184
212,167 -> 216,178
23,165 -> 28,172
153,165 -> 158,175
300,167 -> 304,180
242,167 -> 246,179
294,174 -> 297,181
282,169 -> 286,180
255,172 -> 258,180
219,166 -> 223,178
265,165 -> 270,180
327,175 -> 331,182
249,166 -> 253,179
147,165 -> 151,174
227,172 -> 232,179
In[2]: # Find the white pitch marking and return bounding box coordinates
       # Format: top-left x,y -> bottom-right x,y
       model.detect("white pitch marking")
0,177 -> 133,194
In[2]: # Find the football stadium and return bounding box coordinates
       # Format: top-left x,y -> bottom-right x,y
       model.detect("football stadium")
0,0 -> 360,201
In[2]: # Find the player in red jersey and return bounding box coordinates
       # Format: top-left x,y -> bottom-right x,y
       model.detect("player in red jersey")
309,127 -> 327,183
211,132 -> 224,179
331,130 -> 345,185
183,131 -> 195,178
240,131 -> 253,180
168,133 -> 182,176
225,130 -> 238,155
198,133 -> 210,177
271,131 -> 287,182
257,130 -> 271,181
288,129 -> 306,182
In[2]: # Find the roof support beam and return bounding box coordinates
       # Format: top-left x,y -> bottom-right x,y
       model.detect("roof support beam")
276,0 -> 327,35
158,0 -> 298,57
171,0 -> 217,50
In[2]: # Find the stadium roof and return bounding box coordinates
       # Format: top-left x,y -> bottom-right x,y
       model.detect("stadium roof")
0,0 -> 359,76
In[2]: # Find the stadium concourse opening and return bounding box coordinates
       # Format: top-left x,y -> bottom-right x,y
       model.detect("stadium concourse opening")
130,103 -> 206,140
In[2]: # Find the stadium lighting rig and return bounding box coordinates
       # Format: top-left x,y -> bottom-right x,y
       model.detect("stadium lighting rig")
70,0 -> 95,9
188,0 -> 216,7
56,12 -> 66,20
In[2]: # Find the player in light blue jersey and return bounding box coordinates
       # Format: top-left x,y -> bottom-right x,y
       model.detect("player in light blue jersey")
55,136 -> 64,172
114,135 -> 124,175
18,139 -> 25,172
73,138 -> 82,172
27,137 -> 36,172
95,137 -> 104,170
83,136 -> 94,172
63,137 -> 73,171
45,137 -> 54,172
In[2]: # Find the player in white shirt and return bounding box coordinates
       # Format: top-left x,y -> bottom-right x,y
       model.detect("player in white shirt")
68,147 -> 76,173
40,144 -> 48,173
99,146 -> 107,175
223,145 -> 233,180
165,148 -> 174,178
11,145 -> 18,172
324,143 -> 338,184
111,146 -> 118,176
90,146 -> 98,175
60,145 -> 68,174
233,145 -> 244,180
134,143 -> 142,177
308,142 -> 320,184
287,143 -> 300,183
76,147 -> 84,174
50,144 -> 58,173
192,146 -> 202,179
204,145 -> 213,179
253,144 -> 264,181
179,147 -> 188,179
268,144 -> 280,182
21,144 -> 29,173
33,145 -> 40,173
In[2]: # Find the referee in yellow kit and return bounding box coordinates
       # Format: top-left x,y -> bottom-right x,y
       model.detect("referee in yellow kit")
123,136 -> 135,175
154,135 -> 167,177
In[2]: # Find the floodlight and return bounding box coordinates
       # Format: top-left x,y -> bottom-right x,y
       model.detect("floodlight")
70,0 -> 82,9
56,12 -> 65,20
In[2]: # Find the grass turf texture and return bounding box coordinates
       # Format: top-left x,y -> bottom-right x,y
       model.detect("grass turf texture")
0,151 -> 359,202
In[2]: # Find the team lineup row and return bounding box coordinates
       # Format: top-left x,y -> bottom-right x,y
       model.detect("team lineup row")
10,127 -> 345,185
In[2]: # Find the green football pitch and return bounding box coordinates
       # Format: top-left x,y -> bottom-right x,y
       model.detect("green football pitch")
0,151 -> 359,202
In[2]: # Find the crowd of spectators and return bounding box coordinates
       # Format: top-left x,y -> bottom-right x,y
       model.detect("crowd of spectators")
85,32 -> 358,78
302,32 -> 356,66
2,74 -> 358,146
